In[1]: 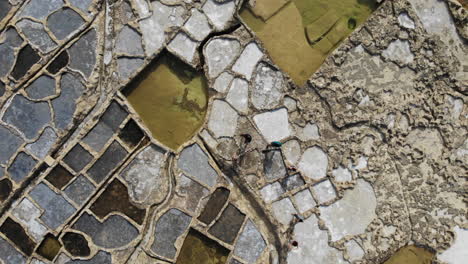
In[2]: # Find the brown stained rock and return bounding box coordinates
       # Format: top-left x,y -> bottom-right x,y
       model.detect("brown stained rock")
118,119 -> 145,148
0,217 -> 36,256
90,179 -> 146,225
198,187 -> 230,224
208,203 -> 246,244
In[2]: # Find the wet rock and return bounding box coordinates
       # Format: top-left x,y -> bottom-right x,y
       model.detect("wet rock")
47,50 -> 69,74
234,220 -> 266,264
298,146 -> 328,180
332,166 -> 352,182
311,179 -> 336,205
260,182 -> 284,202
44,164 -> 74,190
115,26 -> 144,56
204,38 -> 241,78
283,140 -> 301,165
281,174 -> 305,191
3,95 -> 50,140
118,57 -> 144,80
47,8 -> 85,40
287,215 -> 347,264
87,141 -> 128,183
345,240 -> 365,262
73,213 -> 139,248
0,125 -> 23,165
168,32 -> 198,63
121,145 -> 167,204
25,74 -> 56,100
178,144 -> 218,187
398,12 -> 415,29
0,236 -> 26,264
0,1 -> 11,21
52,73 -> 85,130
11,44 -> 41,80
208,99 -> 239,138
63,144 -> 93,173
69,0 -> 93,14
209,203 -> 246,244
198,187 -> 230,224
251,63 -> 284,110
253,108 -> 290,142
382,39 -> 414,64
263,150 -> 287,181
226,78 -> 249,114
202,0 -> 236,31
65,250 -> 111,264
62,232 -> 90,257
184,9 -> 212,41
30,183 -> 76,229
232,43 -> 263,80
25,127 -> 57,159
12,198 -> 48,242
151,209 -> 191,259
294,189 -> 316,213
68,29 -> 97,77
438,226 -> 468,264
272,198 -> 297,225
19,0 -> 63,20
213,72 -> 234,93
0,179 -> 12,202
320,179 -> 376,241
63,175 -> 95,206
16,19 -> 57,53
177,175 -> 209,212
0,217 -> 36,256
8,152 -> 37,183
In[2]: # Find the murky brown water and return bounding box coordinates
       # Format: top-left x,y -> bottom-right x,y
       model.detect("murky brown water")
240,0 -> 377,86
176,229 -> 229,264
124,53 -> 208,150
383,245 -> 435,264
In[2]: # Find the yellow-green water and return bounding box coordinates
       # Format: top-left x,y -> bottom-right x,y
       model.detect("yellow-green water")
124,53 -> 208,150
383,245 -> 435,264
240,0 -> 377,86
176,229 -> 229,264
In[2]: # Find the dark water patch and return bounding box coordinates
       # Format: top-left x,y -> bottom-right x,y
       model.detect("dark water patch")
0,217 -> 36,256
383,245 -> 435,264
208,203 -> 246,244
0,178 -> 12,202
11,44 -> 41,80
37,233 -> 62,261
118,119 -> 145,148
62,232 -> 90,257
45,164 -> 75,190
198,187 -> 230,225
47,50 -> 69,74
176,229 -> 229,264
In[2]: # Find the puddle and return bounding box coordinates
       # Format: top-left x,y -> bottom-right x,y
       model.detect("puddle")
383,245 -> 435,264
124,53 -> 208,150
37,234 -> 62,261
177,229 -> 229,264
240,0 -> 377,86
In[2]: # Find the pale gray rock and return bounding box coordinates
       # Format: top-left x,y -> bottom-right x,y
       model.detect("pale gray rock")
320,179 -> 377,241
63,175 -> 95,206
25,127 -> 57,159
251,63 -> 284,110
19,0 -> 63,20
297,123 -> 320,141
69,0 -> 93,14
298,146 -> 328,180
253,108 -> 291,142
232,43 -> 263,80
260,182 -> 284,203
12,198 -> 48,242
406,128 -> 443,160
283,140 -> 301,165
178,144 -> 218,187
0,28 -> 23,78
68,29 -> 97,77
177,174 -> 209,212
47,8 -> 85,40
332,166 -> 352,183
264,150 -> 287,181
438,226 -> 468,264
287,215 -> 347,264
115,26 -> 144,56
168,32 -> 198,63
204,38 -> 241,78
312,179 -> 336,205
16,19 -> 57,53
272,198 -> 297,225
226,78 -> 249,114
294,189 -> 316,214
213,72 -> 234,93
52,73 -> 85,130
121,145 -> 168,204
8,152 -> 37,183
151,209 -> 191,259
184,9 -> 212,41
208,100 -> 239,138
3,95 -> 51,140
398,12 -> 415,29
25,74 -> 56,100
382,39 -> 414,65
234,220 -> 266,264
0,125 -> 23,165
284,96 -> 297,112
345,240 -> 365,262
202,0 -> 236,30
0,237 -> 25,264
117,57 -> 144,80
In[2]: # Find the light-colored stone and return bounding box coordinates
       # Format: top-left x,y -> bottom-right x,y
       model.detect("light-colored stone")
294,189 -> 316,213
438,226 -> 468,264
283,140 -> 301,165
12,198 -> 48,242
253,108 -> 291,142
251,63 -> 284,110
25,127 -> 57,159
406,128 -> 443,160
184,9 -> 212,41
213,72 -> 234,93
298,147 -> 328,180
168,32 -> 198,63
16,19 -> 57,53
226,78 -> 249,114
284,96 -> 297,112
202,0 -> 236,31
208,100 -> 239,138
382,39 -> 414,64
320,179 -> 377,241
447,95 -> 463,119
115,25 -> 144,56
232,42 -> 263,80
204,38 -> 241,78
312,179 -> 336,205
332,166 -> 352,183
345,240 -> 365,262
178,144 -> 218,187
287,215 -> 347,264
234,220 -> 266,264
260,182 -> 284,203
398,12 -> 415,29
297,123 -> 320,141
200,129 -> 217,149
272,198 -> 297,225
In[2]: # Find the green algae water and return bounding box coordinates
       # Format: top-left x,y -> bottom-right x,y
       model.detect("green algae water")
383,245 -> 435,264
124,53 -> 208,150
240,0 -> 377,86
176,229 -> 229,264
